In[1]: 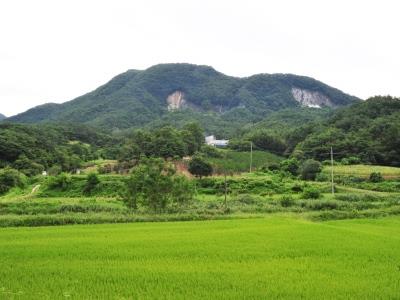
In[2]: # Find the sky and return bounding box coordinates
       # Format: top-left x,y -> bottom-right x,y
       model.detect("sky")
0,0 -> 399,117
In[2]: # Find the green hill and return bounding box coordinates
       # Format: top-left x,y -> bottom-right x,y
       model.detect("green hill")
296,96 -> 400,166
7,63 -> 359,132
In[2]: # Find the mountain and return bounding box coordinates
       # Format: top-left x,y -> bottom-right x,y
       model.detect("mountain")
0,113 -> 6,121
7,63 -> 360,133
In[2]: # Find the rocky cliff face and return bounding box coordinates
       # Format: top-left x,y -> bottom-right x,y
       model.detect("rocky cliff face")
291,87 -> 334,108
169,87 -> 337,111
167,91 -> 186,111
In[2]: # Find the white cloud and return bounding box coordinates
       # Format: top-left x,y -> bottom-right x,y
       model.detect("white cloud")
0,0 -> 399,116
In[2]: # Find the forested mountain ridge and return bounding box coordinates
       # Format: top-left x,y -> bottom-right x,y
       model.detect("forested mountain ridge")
0,113 -> 5,120
6,63 -> 359,131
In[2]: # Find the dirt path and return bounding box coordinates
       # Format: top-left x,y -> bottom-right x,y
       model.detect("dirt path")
31,184 -> 41,194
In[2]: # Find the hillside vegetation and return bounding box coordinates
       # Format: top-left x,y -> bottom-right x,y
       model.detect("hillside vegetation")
0,123 -> 114,172
6,63 -> 358,133
296,96 -> 400,166
227,96 -> 400,166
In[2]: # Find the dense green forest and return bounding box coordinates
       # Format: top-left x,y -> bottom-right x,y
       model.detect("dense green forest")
295,96 -> 400,165
224,96 -> 400,166
0,123 -> 114,174
5,63 -> 358,132
1,96 -> 399,179
0,122 -> 205,176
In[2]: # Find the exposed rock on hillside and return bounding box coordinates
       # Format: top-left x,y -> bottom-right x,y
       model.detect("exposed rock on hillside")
167,91 -> 186,111
291,87 -> 334,108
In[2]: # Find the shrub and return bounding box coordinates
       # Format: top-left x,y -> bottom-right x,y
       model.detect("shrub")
280,195 -> 295,207
322,160 -> 332,166
347,156 -> 361,164
98,164 -> 113,174
12,155 -> 44,177
305,200 -> 340,210
266,162 -> 280,171
300,159 -> 322,181
48,165 -> 62,176
369,172 -> 383,183
280,158 -> 299,176
302,187 -> 321,199
171,175 -> 194,205
234,194 -> 259,205
188,155 -> 213,178
322,160 -> 339,166
83,173 -> 100,195
197,177 -> 216,188
48,173 -> 72,190
348,176 -> 365,183
315,172 -> 329,182
340,158 -> 350,165
0,167 -> 27,195
123,158 -> 193,212
291,184 -> 303,193
341,157 -> 362,165
199,145 -> 223,158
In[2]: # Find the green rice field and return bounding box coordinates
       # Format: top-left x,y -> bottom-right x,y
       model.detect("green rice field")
1,216 -> 400,299
323,164 -> 400,179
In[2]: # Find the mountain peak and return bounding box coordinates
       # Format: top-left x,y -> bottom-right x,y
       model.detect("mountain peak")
6,63 -> 360,130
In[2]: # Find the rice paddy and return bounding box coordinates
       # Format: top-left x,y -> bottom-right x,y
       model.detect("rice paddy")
1,216 -> 400,299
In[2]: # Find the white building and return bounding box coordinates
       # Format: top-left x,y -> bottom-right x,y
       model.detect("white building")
205,135 -> 229,147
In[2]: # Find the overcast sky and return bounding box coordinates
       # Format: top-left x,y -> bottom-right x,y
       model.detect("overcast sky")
1,0 -> 399,117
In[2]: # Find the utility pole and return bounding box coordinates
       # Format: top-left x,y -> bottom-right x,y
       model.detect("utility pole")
330,147 -> 334,195
250,141 -> 253,173
224,151 -> 228,207
224,172 -> 227,207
